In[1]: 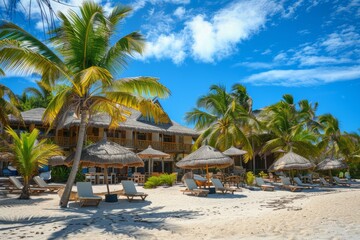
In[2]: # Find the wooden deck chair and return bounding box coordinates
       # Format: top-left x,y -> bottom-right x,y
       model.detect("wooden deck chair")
33,176 -> 65,192
333,177 -> 351,187
255,177 -> 275,191
8,176 -> 46,194
293,177 -> 317,188
181,179 -> 209,197
280,177 -> 306,192
211,178 -> 237,194
120,180 -> 148,202
319,177 -> 333,187
76,182 -> 102,207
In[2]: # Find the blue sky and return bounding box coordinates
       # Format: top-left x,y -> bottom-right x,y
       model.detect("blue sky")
1,0 -> 359,132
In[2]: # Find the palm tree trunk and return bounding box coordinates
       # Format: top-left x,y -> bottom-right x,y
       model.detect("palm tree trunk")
60,110 -> 88,208
20,176 -> 30,199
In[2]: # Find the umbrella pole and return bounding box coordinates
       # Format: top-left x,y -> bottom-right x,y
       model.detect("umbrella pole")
329,169 -> 333,184
162,159 -> 164,173
206,164 -> 209,184
104,166 -> 110,195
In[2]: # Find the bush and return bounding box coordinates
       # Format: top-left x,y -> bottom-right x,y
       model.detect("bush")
51,166 -> 85,183
144,173 -> 177,189
258,171 -> 268,179
246,171 -> 255,186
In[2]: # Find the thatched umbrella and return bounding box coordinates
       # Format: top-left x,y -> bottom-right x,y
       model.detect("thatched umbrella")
176,145 -> 234,182
65,136 -> 143,195
0,152 -> 14,162
268,151 -> 314,181
269,151 -> 314,172
48,156 -> 66,166
316,158 -> 347,179
137,145 -> 170,174
223,146 -> 247,168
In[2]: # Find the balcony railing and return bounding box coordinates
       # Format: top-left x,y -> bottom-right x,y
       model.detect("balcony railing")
47,136 -> 192,153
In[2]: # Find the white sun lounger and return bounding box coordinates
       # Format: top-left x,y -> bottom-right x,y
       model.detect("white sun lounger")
120,180 -> 148,202
211,178 -> 237,194
255,177 -> 275,191
76,182 -> 102,207
181,179 -> 209,197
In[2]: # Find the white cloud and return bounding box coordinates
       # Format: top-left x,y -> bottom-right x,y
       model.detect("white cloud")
282,0 -> 304,18
131,0 -> 190,13
186,0 -> 280,62
234,61 -> 273,69
243,66 -> 360,86
321,26 -> 360,53
140,34 -> 186,64
174,7 -> 186,19
261,49 -> 272,55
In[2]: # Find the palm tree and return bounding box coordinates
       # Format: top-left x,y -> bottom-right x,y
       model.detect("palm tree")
24,80 -> 53,108
186,84 -> 253,161
260,95 -> 319,159
0,2 -> 170,207
6,127 -> 62,199
0,83 -> 21,129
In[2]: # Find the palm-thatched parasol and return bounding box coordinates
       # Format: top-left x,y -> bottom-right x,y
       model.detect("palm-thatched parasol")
48,156 -> 66,166
0,152 -> 14,162
269,151 -> 314,172
223,146 -> 247,168
137,145 -> 170,174
316,158 -> 348,179
65,136 -> 143,195
176,145 -> 234,182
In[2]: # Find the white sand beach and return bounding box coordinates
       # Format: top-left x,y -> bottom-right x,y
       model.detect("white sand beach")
0,183 -> 359,240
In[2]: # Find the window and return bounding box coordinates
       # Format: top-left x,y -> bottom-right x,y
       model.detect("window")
163,134 -> 174,142
137,132 -> 146,140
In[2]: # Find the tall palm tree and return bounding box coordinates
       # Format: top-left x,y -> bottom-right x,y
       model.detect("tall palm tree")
6,127 -> 62,199
24,80 -> 53,108
0,1 -> 170,207
186,84 -> 253,161
260,94 -> 319,159
0,83 -> 21,129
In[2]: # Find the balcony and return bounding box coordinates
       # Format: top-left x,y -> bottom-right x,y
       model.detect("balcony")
48,136 -> 192,153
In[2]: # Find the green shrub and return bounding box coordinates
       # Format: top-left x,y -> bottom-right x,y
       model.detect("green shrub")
51,166 -> 84,183
144,176 -> 162,189
246,171 -> 255,186
144,173 -> 177,189
258,171 -> 268,179
159,173 -> 177,186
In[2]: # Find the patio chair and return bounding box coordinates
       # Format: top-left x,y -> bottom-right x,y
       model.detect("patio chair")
8,176 -> 46,194
280,177 -> 306,192
181,179 -> 209,197
333,177 -> 351,187
76,182 -> 102,207
293,177 -> 318,188
255,177 -> 275,191
33,176 -> 65,192
119,180 -> 148,202
319,177 -> 333,187
211,178 -> 237,194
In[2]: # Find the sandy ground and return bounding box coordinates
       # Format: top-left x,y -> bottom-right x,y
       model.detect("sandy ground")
0,182 -> 359,240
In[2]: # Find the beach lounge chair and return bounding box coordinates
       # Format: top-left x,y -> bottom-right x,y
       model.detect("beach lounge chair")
181,179 -> 209,197
293,177 -> 317,188
255,177 -> 275,191
8,176 -> 47,194
319,177 -> 332,187
333,177 -> 351,187
76,182 -> 102,207
280,177 -> 306,192
211,178 -> 237,194
119,180 -> 148,202
33,176 -> 65,192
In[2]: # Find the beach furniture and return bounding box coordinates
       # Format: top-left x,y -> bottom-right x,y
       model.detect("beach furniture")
181,179 -> 209,197
119,180 -> 148,202
293,177 -> 317,188
333,177 -> 351,187
280,177 -> 306,192
8,176 -> 46,194
319,177 -> 333,187
211,178 -> 237,194
76,182 -> 102,207
255,177 -> 275,191
193,174 -> 209,187
33,176 -> 65,192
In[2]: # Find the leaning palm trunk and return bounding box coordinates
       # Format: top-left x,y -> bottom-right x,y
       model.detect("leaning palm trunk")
60,110 -> 88,207
20,176 -> 30,199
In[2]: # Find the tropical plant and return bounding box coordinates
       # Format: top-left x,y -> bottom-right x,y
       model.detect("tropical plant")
144,173 -> 177,188
0,83 -> 22,128
0,1 -> 170,207
5,127 -> 62,199
186,84 -> 253,161
144,175 -> 162,189
260,94 -> 320,159
19,80 -> 53,110
245,171 -> 255,186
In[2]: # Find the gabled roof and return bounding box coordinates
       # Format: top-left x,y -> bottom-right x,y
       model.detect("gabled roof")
9,108 -> 199,137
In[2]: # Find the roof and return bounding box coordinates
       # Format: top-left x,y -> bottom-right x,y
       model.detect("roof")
9,108 -> 45,125
9,108 -> 199,137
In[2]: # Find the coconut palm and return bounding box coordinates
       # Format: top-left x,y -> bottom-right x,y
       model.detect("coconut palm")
6,127 -> 62,199
260,94 -> 319,159
0,2 -> 170,207
186,84 -> 253,161
0,83 -> 21,128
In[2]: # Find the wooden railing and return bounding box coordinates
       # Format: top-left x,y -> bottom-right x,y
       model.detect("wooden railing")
49,136 -> 192,153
